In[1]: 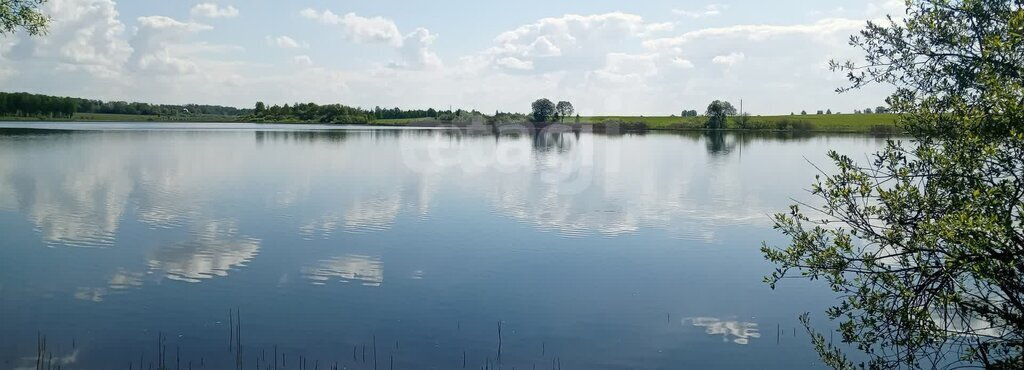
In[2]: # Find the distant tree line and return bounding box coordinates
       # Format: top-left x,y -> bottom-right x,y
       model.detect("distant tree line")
797,106 -> 888,115
0,91 -> 549,125
250,102 -> 375,124
687,106 -> 888,118
370,106 -> 542,123
253,102 -> 520,124
372,106 -> 440,120
0,91 -> 252,118
853,106 -> 890,114
0,92 -> 75,118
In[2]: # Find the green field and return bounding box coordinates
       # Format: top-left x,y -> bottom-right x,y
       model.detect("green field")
581,113 -> 900,133
379,113 -> 901,133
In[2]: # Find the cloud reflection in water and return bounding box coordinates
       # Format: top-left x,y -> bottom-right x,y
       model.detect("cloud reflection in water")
303,255 -> 383,287
147,219 -> 261,283
688,317 -> 761,345
73,269 -> 146,302
13,349 -> 79,370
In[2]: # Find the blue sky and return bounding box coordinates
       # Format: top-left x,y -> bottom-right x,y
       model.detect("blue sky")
0,0 -> 902,115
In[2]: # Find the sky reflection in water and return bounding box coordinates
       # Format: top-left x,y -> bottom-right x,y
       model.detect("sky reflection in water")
0,123 -> 887,369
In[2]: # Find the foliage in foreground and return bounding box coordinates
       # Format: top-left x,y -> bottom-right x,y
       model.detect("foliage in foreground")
763,0 -> 1024,368
0,0 -> 48,36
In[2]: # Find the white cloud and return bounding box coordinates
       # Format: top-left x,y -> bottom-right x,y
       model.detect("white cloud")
603,53 -> 658,76
301,8 -> 441,70
644,18 -> 865,49
298,8 -> 334,23
525,36 -> 561,57
0,65 -> 12,82
492,12 -> 668,57
484,12 -> 671,74
292,55 -> 313,66
267,35 -> 304,49
632,15 -> 889,114
671,57 -> 695,69
299,9 -> 403,47
191,3 -> 239,19
496,57 -> 534,70
136,15 -> 212,33
590,52 -> 658,84
643,22 -> 675,36
129,16 -> 213,75
672,4 -> 728,18
712,52 -> 745,66
866,0 -> 907,17
394,28 -> 442,70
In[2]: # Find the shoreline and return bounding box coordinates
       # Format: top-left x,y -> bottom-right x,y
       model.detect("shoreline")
0,114 -> 903,134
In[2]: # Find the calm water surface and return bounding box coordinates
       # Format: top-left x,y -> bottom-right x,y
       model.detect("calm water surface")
0,122 -> 887,369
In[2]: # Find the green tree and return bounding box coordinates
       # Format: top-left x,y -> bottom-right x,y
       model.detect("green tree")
254,102 -> 266,116
555,101 -> 574,123
1,0 -> 49,36
704,100 -> 736,129
531,98 -> 555,122
763,0 -> 1024,368
801,110 -> 808,115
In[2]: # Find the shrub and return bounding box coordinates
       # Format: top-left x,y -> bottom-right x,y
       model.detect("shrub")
591,119 -> 648,132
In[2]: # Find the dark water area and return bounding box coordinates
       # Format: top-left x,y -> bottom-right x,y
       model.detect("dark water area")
0,122 -> 888,369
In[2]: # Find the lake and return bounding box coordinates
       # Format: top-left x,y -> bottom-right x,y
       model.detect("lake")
0,122 -> 887,369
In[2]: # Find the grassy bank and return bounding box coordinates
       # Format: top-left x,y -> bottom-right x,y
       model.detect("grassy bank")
74,113 -> 242,122
580,113 -> 900,133
373,117 -> 441,126
2,112 -> 901,133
